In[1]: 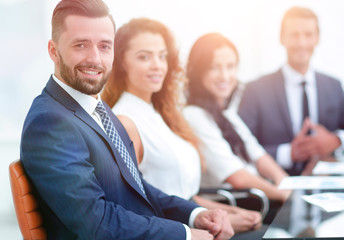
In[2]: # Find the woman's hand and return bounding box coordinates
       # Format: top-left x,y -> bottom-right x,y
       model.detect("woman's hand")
229,207 -> 262,233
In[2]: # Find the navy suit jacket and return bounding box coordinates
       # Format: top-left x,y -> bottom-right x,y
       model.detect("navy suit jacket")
239,69 -> 344,174
20,77 -> 199,239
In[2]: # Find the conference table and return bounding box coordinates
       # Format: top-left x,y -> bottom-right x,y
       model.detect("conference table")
263,156 -> 344,239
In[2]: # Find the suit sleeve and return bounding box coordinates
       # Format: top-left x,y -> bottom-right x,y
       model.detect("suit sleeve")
337,81 -> 344,130
20,110 -> 190,240
334,80 -> 344,149
143,179 -> 200,224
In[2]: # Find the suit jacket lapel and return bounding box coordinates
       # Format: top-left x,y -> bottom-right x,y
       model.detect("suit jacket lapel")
274,69 -> 294,139
74,107 -> 149,201
45,77 -> 149,201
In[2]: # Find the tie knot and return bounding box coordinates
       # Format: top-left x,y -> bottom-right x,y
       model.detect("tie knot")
95,101 -> 107,116
301,81 -> 307,88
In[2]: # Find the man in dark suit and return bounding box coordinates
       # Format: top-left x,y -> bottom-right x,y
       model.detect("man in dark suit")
239,7 -> 344,176
20,0 -> 233,239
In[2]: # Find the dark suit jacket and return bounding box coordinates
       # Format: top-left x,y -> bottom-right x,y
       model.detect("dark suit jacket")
239,69 -> 344,173
20,77 -> 198,239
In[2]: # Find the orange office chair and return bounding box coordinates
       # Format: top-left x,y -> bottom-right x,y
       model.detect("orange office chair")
9,160 -> 47,240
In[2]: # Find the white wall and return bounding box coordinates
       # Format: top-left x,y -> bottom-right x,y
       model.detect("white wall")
1,0 -> 343,237
103,0 -> 344,82
44,0 -> 344,83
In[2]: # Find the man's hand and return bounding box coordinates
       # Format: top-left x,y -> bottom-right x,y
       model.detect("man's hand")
193,209 -> 234,240
291,118 -> 313,161
292,118 -> 341,161
309,123 -> 341,156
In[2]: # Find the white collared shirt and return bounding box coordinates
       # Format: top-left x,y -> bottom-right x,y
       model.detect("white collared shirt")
283,64 -> 318,135
276,64 -> 318,168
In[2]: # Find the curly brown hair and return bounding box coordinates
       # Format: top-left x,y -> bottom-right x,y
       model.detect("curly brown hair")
102,18 -> 202,164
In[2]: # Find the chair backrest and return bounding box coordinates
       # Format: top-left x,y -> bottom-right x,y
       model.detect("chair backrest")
9,160 -> 47,240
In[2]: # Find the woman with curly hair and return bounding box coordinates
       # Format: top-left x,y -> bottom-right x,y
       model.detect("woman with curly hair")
102,18 -> 263,235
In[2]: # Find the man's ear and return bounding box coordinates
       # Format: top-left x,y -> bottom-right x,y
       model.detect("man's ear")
48,40 -> 59,64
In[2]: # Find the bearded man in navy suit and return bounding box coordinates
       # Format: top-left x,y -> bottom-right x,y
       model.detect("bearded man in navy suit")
239,7 -> 344,176
20,0 -> 234,239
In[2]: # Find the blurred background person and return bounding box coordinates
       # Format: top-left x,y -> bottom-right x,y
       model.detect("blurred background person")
239,6 -> 344,176
184,33 -> 290,223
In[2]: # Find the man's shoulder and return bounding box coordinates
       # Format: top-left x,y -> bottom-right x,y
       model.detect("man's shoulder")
244,69 -> 282,95
23,89 -> 75,133
315,71 -> 341,84
27,89 -> 65,116
248,69 -> 282,87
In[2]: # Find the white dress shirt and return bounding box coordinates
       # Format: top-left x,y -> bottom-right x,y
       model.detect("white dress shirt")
276,64 -> 344,168
275,64 -> 317,168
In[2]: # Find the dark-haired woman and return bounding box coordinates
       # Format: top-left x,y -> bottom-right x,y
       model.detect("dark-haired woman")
184,33 -> 290,206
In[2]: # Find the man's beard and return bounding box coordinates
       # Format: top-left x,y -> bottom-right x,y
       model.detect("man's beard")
59,53 -> 110,95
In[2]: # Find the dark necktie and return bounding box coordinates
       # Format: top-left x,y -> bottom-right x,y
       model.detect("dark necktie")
302,81 -> 312,136
292,81 -> 310,176
301,81 -> 309,121
95,101 -> 146,197
301,82 -> 314,226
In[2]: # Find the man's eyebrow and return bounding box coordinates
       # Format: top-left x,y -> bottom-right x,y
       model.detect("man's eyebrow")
100,39 -> 113,45
70,39 -> 113,44
71,38 -> 91,43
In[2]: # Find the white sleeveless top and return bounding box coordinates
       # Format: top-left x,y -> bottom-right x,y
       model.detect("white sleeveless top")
113,92 -> 201,200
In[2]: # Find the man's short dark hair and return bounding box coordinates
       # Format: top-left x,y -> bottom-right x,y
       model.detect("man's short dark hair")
52,0 -> 115,42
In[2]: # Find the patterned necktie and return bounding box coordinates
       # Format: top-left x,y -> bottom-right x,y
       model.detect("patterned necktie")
95,101 -> 146,197
301,81 -> 312,136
